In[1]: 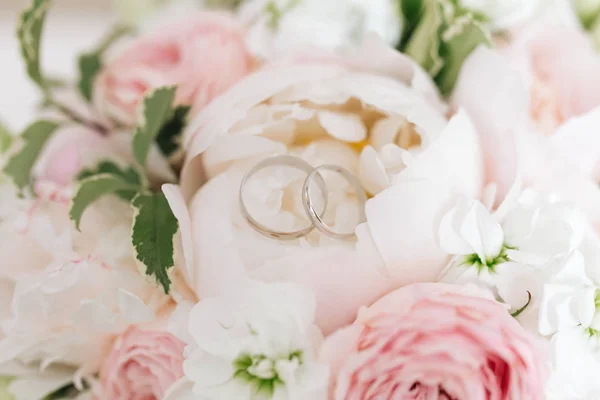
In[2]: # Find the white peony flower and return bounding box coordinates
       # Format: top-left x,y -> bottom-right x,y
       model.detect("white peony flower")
460,0 -> 543,30
0,180 -> 171,390
166,282 -> 328,400
239,0 -> 402,58
174,37 -> 484,334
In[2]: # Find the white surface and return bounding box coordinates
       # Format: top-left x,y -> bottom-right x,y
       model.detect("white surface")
0,9 -> 115,132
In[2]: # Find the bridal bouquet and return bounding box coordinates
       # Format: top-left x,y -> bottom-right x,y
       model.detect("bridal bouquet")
2,0 -> 600,399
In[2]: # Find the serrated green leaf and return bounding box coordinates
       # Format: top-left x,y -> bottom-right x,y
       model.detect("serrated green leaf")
131,192 -> 178,293
0,121 -> 13,153
3,120 -> 58,190
77,25 -> 131,102
77,160 -> 142,185
77,53 -> 102,102
132,87 -> 177,167
156,105 -> 190,157
69,174 -> 138,230
17,0 -> 51,93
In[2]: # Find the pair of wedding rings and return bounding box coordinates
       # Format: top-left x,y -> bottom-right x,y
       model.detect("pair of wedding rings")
239,155 -> 367,241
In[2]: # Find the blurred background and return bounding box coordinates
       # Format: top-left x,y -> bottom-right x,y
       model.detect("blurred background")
0,0 -> 113,131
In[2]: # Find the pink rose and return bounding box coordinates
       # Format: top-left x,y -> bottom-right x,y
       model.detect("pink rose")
94,12 -> 254,126
97,327 -> 186,400
32,125 -> 176,187
321,283 -> 545,400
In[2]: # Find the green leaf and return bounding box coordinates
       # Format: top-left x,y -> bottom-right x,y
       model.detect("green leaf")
77,160 -> 142,186
3,120 -> 58,190
436,10 -> 491,95
131,192 -> 178,293
0,121 -> 13,153
399,0 -> 424,48
69,174 -> 138,230
17,0 -> 51,93
156,105 -> 190,157
399,0 -> 491,96
77,25 -> 131,102
77,53 -> 102,102
403,0 -> 444,77
132,87 -> 177,167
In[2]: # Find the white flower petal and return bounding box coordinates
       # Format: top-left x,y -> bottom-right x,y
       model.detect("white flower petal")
317,110 -> 367,143
357,146 -> 390,195
459,201 -> 504,263
117,288 -> 154,324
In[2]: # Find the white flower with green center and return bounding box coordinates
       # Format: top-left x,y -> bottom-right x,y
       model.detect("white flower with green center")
166,282 -> 328,400
439,198 -> 508,272
439,191 -> 586,312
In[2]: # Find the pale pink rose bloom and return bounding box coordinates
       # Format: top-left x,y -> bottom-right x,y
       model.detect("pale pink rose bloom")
94,12 -> 254,126
321,283 -> 546,400
169,37 -> 484,334
97,327 -> 186,400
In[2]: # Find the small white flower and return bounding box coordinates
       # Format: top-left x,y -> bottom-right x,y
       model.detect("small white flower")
169,282 -> 328,400
460,0 -> 543,30
439,198 -> 505,268
240,0 -> 402,58
439,190 -> 600,398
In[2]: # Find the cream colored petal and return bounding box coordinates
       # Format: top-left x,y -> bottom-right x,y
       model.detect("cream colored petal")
358,146 -> 389,196
202,135 -> 287,178
370,116 -> 407,151
316,110 -> 367,143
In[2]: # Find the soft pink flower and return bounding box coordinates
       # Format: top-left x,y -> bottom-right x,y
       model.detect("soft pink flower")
32,125 -> 176,187
453,28 -> 600,224
504,26 -> 600,134
321,283 -> 546,400
94,12 -> 254,126
97,327 -> 186,400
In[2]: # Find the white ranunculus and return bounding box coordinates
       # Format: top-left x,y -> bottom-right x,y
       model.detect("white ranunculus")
166,282 -> 328,400
239,0 -> 402,58
460,0 -> 543,30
